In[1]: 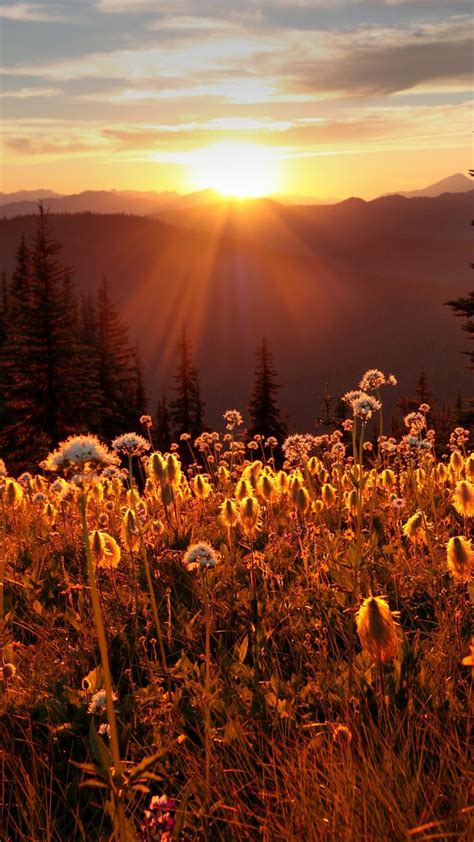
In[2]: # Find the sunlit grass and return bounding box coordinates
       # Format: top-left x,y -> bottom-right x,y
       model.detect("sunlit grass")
0,372 -> 472,840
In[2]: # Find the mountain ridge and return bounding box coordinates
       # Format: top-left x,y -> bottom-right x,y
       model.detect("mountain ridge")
0,173 -> 470,218
0,198 -> 470,429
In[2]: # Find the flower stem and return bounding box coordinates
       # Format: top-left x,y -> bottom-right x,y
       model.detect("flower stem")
79,495 -> 125,842
127,457 -> 168,676
202,570 -> 212,807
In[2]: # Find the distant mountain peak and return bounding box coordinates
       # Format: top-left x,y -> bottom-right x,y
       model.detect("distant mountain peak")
387,173 -> 472,199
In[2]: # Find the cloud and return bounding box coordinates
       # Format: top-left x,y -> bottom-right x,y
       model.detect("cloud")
0,86 -> 60,98
3,14 -> 470,102
0,3 -> 67,22
96,0 -> 166,11
285,38 -> 472,96
2,97 -> 470,168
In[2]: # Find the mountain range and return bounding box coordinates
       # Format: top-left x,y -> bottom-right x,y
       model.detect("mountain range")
0,188 -> 471,430
0,173 -> 471,219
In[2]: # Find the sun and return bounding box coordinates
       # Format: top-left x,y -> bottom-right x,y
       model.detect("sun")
186,141 -> 279,198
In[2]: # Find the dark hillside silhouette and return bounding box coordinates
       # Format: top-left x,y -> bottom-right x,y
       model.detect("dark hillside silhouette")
0,195 -> 471,431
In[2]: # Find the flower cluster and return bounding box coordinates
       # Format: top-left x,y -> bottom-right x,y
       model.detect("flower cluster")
111,433 -> 151,457
183,542 -> 219,571
343,390 -> 381,422
87,688 -> 118,715
41,435 -> 120,474
358,369 -> 397,391
223,409 -> 243,431
282,434 -> 318,465
138,794 -> 177,842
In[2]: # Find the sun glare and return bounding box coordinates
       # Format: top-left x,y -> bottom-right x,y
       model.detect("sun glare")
187,141 -> 279,198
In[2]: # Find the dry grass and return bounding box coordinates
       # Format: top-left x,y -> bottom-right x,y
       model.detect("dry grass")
0,411 -> 472,841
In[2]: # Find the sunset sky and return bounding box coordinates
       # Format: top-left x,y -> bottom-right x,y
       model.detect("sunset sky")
0,0 -> 471,200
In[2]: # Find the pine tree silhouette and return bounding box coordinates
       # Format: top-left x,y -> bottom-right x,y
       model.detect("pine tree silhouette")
0,209 -> 147,469
0,207 -> 84,467
155,389 -> 172,451
95,277 -> 145,438
169,329 -> 206,440
247,337 -> 287,442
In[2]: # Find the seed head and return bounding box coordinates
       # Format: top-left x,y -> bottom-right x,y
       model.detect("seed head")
220,498 -> 238,528
402,511 -> 427,544
91,530 -> 121,569
452,480 -> 474,517
321,483 -> 336,507
356,596 -> 399,663
446,536 -> 473,583
5,479 -> 23,507
449,450 -> 464,476
239,496 -> 260,537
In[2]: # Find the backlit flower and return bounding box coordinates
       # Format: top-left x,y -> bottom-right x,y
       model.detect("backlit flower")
356,596 -> 399,663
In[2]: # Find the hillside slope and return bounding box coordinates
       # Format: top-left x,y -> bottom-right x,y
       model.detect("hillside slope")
0,209 -> 471,429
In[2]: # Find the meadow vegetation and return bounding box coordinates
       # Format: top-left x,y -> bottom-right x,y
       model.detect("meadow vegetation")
0,372 -> 472,841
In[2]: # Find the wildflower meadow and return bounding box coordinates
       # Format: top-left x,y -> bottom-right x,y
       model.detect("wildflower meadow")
0,371 -> 472,841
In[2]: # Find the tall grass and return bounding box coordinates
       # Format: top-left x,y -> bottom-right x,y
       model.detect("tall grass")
0,384 -> 472,840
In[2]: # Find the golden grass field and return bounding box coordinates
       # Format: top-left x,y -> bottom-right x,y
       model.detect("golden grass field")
0,382 -> 472,841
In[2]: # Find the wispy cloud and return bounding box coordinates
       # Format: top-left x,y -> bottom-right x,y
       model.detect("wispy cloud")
0,86 -> 60,99
0,3 -> 67,22
1,0 -> 470,194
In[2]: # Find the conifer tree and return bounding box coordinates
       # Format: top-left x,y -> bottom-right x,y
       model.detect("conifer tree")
169,329 -> 206,440
77,293 -> 103,432
398,370 -> 435,417
131,348 -> 147,422
247,338 -> 287,442
0,209 -> 84,467
0,272 -> 8,347
155,390 -> 172,451
95,277 -> 144,438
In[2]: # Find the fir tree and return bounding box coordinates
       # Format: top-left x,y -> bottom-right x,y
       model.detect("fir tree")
398,370 -> 435,416
169,329 -> 206,440
0,209 -> 83,468
131,348 -> 147,422
0,272 -> 8,347
444,170 -> 473,423
155,389 -> 172,451
77,293 -> 103,432
247,337 -> 287,442
95,277 -> 144,438
446,291 -> 474,369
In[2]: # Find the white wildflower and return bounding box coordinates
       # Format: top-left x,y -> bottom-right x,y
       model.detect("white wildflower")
111,433 -> 150,457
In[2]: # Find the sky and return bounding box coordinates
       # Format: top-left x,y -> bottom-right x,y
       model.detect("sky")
0,0 -> 472,199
